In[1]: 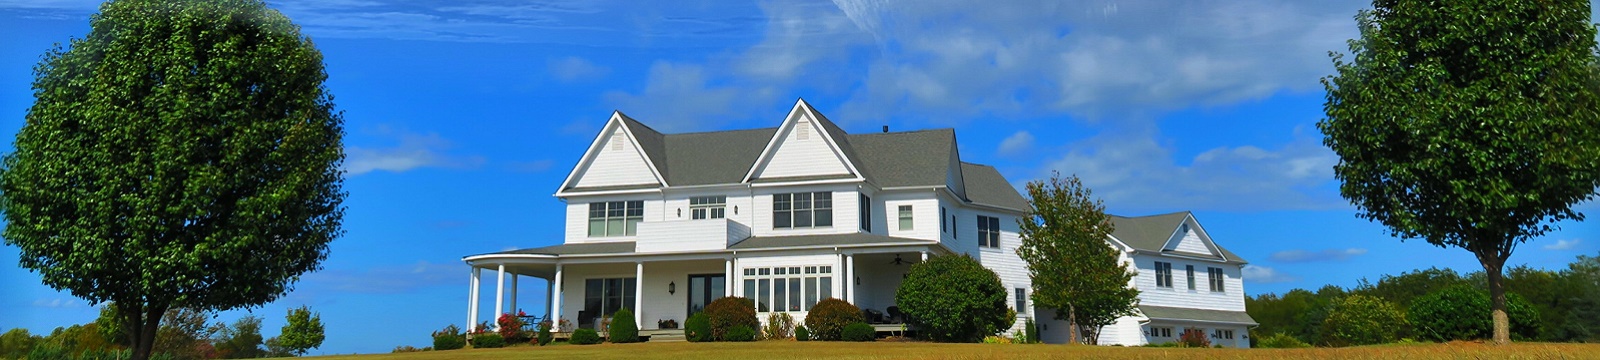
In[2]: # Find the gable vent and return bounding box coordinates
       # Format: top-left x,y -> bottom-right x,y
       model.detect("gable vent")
797,122 -> 810,140
611,131 -> 625,151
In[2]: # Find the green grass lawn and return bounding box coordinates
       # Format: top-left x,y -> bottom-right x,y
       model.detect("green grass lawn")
314,341 -> 1600,360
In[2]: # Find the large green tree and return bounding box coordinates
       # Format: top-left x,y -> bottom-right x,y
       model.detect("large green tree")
0,0 -> 346,358
270,306 -> 324,356
1015,172 -> 1138,345
1319,0 -> 1600,344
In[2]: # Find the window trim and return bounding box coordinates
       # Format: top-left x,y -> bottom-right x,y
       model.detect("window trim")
897,205 -> 914,231
977,215 -> 1000,248
743,265 -> 833,313
1186,265 -> 1196,290
689,196 -> 726,220
587,201 -> 643,237
1155,261 -> 1173,288
940,207 -> 947,233
1014,288 -> 1027,314
773,192 -> 833,229
859,194 -> 872,232
1208,267 -> 1225,292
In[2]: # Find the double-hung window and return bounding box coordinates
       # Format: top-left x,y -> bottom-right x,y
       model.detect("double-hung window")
587,201 -> 643,237
977,215 -> 1000,248
773,192 -> 832,229
898,205 -> 914,231
1155,261 -> 1173,288
690,196 -> 726,220
1208,267 -> 1225,292
940,207 -> 947,233
1015,288 -> 1027,313
1186,265 -> 1196,290
859,194 -> 871,232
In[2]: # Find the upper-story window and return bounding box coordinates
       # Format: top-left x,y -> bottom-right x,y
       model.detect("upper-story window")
690,196 -> 726,220
859,194 -> 871,232
774,192 -> 832,229
940,207 -> 947,233
1208,267 -> 1225,292
1186,265 -> 1196,290
1014,288 -> 1027,313
1155,261 -> 1174,288
977,215 -> 1000,248
588,201 -> 643,237
898,205 -> 914,231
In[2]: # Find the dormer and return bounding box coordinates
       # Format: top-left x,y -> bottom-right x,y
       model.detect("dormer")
742,99 -> 868,184
556,111 -> 668,196
1108,211 -> 1247,265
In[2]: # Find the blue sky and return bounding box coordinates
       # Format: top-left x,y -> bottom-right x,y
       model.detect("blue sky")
1,0 -> 1597,355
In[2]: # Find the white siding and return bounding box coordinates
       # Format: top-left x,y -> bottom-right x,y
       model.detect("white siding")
879,191 -> 940,241
562,194 -> 667,244
971,207 -> 1029,334
747,184 -> 859,237
570,129 -> 661,188
635,218 -> 751,253
1141,322 -> 1250,348
751,119 -> 852,179
1131,254 -> 1246,311
1099,315 -> 1148,346
1168,223 -> 1214,255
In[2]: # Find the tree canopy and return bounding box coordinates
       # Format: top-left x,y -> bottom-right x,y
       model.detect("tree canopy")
0,0 -> 345,358
1015,172 -> 1138,345
895,254 -> 1013,342
1318,0 -> 1600,344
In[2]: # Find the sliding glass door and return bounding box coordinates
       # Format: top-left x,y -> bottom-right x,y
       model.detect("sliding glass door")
687,274 -> 726,317
581,278 -> 636,329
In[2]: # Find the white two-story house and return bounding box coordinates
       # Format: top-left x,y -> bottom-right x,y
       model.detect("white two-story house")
460,99 -> 1254,346
1035,212 -> 1257,347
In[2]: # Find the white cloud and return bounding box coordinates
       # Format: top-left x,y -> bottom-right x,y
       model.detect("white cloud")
32,297 -> 82,308
1269,248 -> 1368,263
1242,265 -> 1297,284
548,57 -> 609,82
1039,126 -> 1341,212
344,126 -> 484,175
1544,238 -> 1582,251
996,131 -> 1035,156
601,62 -> 753,132
303,260 -> 461,294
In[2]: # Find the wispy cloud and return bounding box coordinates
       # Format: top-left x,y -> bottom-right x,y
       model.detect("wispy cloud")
1544,238 -> 1582,251
1242,265 -> 1297,284
504,159 -> 555,173
32,297 -> 82,308
301,260 -> 461,294
601,62 -> 753,132
344,126 -> 484,176
996,131 -> 1035,156
547,57 -> 610,83
1269,248 -> 1368,263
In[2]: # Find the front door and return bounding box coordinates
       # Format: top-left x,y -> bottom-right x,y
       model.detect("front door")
686,274 -> 726,317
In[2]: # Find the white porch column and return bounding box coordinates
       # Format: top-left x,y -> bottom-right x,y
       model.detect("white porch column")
494,264 -> 506,329
551,264 -> 564,331
545,280 -> 554,321
832,254 -> 844,300
469,267 -> 481,330
511,274 -> 519,315
731,256 -> 741,296
845,253 -> 855,304
634,262 -> 645,326
723,260 -> 732,296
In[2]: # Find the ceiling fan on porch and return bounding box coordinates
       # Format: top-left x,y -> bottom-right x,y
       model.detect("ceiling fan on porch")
888,254 -> 917,266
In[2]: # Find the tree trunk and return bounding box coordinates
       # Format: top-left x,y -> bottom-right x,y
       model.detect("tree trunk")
129,303 -> 167,360
1066,305 -> 1078,345
1479,252 -> 1510,345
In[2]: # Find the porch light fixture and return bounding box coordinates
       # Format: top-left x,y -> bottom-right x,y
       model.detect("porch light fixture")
669,281 -> 676,295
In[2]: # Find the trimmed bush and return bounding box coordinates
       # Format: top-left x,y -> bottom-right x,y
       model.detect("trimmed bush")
805,298 -> 865,341
1409,285 -> 1541,342
536,321 -> 553,346
1024,318 -> 1039,344
841,322 -> 876,342
896,254 -> 1011,342
431,325 -> 466,351
724,325 -> 757,342
1321,294 -> 1406,347
569,328 -> 602,345
794,325 -> 810,342
1256,332 -> 1311,348
764,312 -> 795,340
705,297 -> 760,341
685,313 -> 713,342
471,332 -> 505,348
610,309 -> 639,343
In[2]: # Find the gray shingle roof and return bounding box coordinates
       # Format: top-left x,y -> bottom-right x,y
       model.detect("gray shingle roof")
730,233 -> 930,250
959,162 -> 1029,211
566,100 -> 1026,214
486,242 -> 637,256
1110,211 -> 1246,264
1140,305 -> 1258,325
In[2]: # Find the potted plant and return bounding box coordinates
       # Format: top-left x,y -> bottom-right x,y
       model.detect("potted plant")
657,318 -> 679,329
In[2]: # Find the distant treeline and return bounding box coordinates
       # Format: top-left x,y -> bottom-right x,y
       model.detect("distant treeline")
1246,252 -> 1600,346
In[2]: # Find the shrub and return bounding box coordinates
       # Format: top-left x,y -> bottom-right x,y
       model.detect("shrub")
610,309 -> 640,343
841,322 -> 876,342
705,297 -> 760,341
763,312 -> 795,340
685,313 -> 713,342
895,254 -> 1011,342
1321,294 -> 1406,347
568,329 -> 602,345
391,345 -> 429,353
724,325 -> 757,342
496,313 -> 524,343
1256,332 -> 1311,348
431,325 -> 466,351
1178,328 -> 1210,348
805,298 -> 865,341
794,325 -> 810,342
536,321 -> 553,346
1024,318 -> 1039,344
1408,285 -> 1541,342
981,335 -> 1013,344
471,332 -> 505,348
